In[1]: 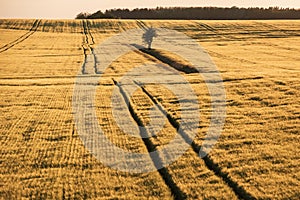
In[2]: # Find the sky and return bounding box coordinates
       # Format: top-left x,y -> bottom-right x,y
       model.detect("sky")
1,0 -> 299,19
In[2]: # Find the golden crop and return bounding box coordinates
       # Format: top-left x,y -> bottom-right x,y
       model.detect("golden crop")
0,19 -> 299,199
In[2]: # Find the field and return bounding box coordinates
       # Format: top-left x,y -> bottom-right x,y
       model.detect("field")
0,19 -> 299,199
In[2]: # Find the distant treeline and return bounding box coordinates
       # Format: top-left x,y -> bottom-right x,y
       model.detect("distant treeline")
76,6 -> 300,20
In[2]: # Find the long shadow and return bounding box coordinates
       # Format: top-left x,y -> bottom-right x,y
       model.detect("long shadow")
131,44 -> 198,74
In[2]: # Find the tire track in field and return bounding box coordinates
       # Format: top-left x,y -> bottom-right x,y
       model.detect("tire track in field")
0,19 -> 41,53
253,22 -> 300,37
136,20 -> 149,30
208,50 -> 298,71
207,50 -> 257,65
112,78 -> 188,200
138,84 -> 255,200
195,22 -> 299,41
81,20 -> 98,74
124,44 -> 254,198
248,41 -> 299,52
195,22 -> 237,40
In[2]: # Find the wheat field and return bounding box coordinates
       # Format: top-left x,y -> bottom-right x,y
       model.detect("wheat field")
0,19 -> 299,199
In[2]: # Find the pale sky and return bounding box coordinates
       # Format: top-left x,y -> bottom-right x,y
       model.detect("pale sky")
1,0 -> 299,19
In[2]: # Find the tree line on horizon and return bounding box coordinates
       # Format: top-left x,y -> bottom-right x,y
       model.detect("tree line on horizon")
76,6 -> 300,20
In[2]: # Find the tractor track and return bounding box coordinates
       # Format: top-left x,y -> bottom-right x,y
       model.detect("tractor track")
253,21 -> 300,37
113,78 -> 188,200
136,20 -> 148,30
0,19 -> 41,53
195,22 -> 237,40
114,71 -> 254,199
208,50 -> 298,71
79,21 -> 287,199
194,22 -> 296,41
126,41 -> 254,198
138,83 -> 255,200
81,20 -> 98,74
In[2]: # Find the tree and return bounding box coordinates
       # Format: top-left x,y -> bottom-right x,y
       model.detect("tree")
142,27 -> 157,49
75,12 -> 91,19
88,10 -> 113,19
76,7 -> 300,20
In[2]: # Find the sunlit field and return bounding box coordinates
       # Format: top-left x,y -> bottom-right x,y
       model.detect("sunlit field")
0,19 -> 299,199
